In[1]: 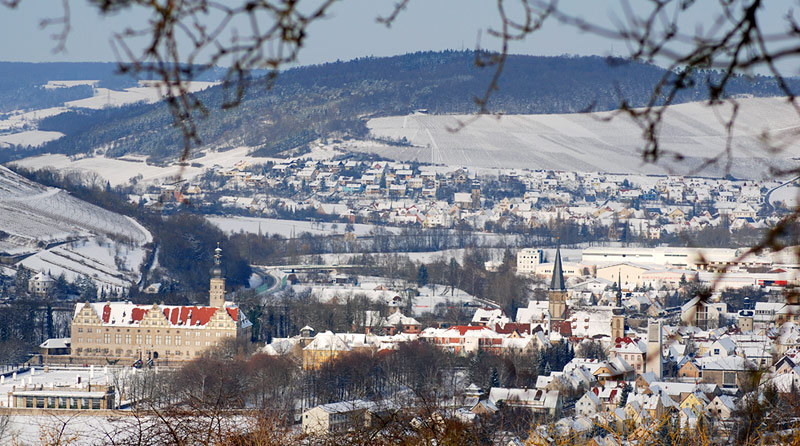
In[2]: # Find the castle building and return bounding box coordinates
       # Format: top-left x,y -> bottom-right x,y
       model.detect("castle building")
66,246 -> 251,365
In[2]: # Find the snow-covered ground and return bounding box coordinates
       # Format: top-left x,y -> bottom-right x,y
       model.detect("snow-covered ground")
19,238 -> 147,293
365,97 -> 800,179
0,80 -> 218,149
769,183 -> 800,208
64,81 -> 216,110
208,215 -> 399,238
285,279 -> 479,317
0,166 -> 152,292
0,130 -> 64,147
14,142 -> 345,188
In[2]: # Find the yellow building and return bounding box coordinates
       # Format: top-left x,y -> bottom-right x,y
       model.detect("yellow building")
302,331 -> 351,370
67,246 -> 251,365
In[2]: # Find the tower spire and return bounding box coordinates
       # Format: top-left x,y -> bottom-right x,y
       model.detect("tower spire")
550,244 -> 565,291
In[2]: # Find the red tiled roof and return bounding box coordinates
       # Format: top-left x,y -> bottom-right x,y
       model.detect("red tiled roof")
162,306 -> 218,326
449,325 -> 491,336
226,307 -> 239,322
131,307 -> 148,322
102,305 -> 112,323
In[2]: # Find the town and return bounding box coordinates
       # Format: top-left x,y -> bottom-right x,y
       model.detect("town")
147,155 -> 784,245
1,1 -> 800,444
3,224 -> 800,443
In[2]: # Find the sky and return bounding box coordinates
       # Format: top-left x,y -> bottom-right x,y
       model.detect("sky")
0,1 -> 798,76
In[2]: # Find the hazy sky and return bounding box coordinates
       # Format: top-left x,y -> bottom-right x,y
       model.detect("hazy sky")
0,1 -> 798,75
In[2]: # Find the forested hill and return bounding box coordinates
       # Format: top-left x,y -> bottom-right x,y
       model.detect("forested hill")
34,51 -> 799,160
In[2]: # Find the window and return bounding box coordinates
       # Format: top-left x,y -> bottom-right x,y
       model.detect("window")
136,334 -> 142,345
723,371 -> 737,386
126,334 -> 131,344
176,335 -> 181,346
166,336 -> 172,345
146,335 -> 152,345
115,334 -> 122,344
156,336 -> 162,345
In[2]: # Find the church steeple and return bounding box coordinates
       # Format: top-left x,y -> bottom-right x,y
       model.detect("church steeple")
548,244 -> 568,331
550,246 -> 565,291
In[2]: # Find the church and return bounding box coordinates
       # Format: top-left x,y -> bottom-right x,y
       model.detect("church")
66,246 -> 251,365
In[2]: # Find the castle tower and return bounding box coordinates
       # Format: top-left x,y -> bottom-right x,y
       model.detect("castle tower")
209,243 -> 226,308
646,318 -> 663,379
548,246 -> 568,332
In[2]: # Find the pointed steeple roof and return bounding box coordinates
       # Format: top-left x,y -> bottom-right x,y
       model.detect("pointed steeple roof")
550,246 -> 566,291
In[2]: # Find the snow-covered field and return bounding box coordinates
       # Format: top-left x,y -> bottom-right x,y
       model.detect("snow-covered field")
64,81 -> 216,110
365,97 -> 800,179
14,142 -> 345,187
19,239 -> 147,293
0,130 -> 64,147
208,215 -> 398,238
769,183 -> 800,208
0,80 -> 217,149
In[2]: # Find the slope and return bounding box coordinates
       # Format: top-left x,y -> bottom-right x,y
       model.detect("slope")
29,51 -> 798,162
0,165 -> 152,292
364,97 -> 800,179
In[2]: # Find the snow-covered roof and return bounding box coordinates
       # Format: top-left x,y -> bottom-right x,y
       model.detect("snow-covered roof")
39,338 -> 70,349
304,331 -> 351,352
74,301 -> 249,329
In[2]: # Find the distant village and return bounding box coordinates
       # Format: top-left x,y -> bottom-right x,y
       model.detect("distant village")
140,157 -> 787,241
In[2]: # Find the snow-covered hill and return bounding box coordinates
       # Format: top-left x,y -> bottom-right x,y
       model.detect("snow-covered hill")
364,97 -> 800,179
0,166 -> 151,293
0,80 -> 217,148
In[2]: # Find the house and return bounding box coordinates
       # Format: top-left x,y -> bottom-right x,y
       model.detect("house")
488,387 -> 562,416
576,390 -> 604,417
609,337 -> 647,374
302,331 -> 351,370
421,325 -> 503,355
28,271 -> 54,296
302,400 -> 374,435
706,395 -> 737,420
701,357 -> 756,388
677,358 -> 702,380
593,357 -> 635,386
679,391 -> 709,415
385,311 -> 421,334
